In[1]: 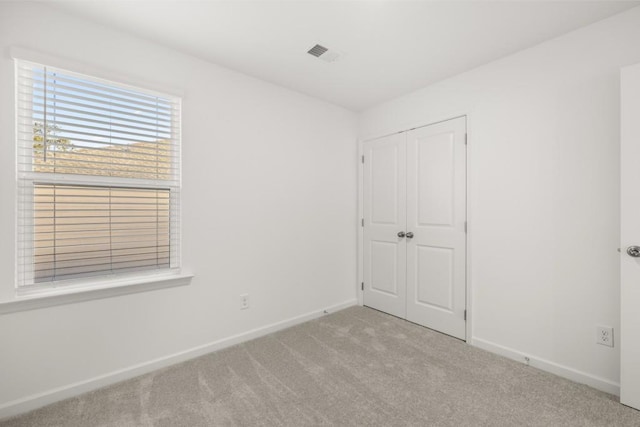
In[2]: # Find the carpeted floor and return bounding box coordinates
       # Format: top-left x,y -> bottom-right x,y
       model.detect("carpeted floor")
3,306 -> 640,426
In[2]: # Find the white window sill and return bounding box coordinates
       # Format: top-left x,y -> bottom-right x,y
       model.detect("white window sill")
0,273 -> 193,315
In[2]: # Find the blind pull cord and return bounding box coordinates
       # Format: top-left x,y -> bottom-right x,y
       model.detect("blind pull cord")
43,67 -> 47,162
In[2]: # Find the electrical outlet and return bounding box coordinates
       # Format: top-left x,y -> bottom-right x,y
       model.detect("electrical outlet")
596,326 -> 614,347
240,294 -> 249,310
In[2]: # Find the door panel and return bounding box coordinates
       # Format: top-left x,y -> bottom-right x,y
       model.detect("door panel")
416,245 -> 454,311
371,143 -> 400,225
363,133 -> 406,318
406,117 -> 467,340
370,241 -> 399,295
417,131 -> 455,227
621,63 -> 640,410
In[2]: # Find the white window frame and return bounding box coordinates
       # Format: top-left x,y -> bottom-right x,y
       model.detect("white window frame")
4,48 -> 192,312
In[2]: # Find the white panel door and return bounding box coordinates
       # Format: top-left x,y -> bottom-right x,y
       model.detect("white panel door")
363,133 -> 407,318
621,63 -> 640,411
406,117 -> 467,340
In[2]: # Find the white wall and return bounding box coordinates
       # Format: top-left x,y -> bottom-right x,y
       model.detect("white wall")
360,6 -> 640,394
0,2 -> 357,414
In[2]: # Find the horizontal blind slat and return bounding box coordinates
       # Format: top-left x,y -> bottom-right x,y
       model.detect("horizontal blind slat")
21,77 -> 176,113
28,248 -> 170,264
20,98 -> 179,124
17,133 -> 179,155
18,110 -> 173,132
26,70 -> 175,107
29,155 -> 174,172
26,119 -> 172,140
26,126 -> 169,145
23,91 -> 177,121
24,182 -> 174,282
18,64 -> 173,101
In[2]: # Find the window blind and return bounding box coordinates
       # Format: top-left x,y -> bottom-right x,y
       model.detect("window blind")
16,60 -> 181,288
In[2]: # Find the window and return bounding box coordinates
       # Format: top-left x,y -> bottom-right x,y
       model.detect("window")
16,60 -> 181,291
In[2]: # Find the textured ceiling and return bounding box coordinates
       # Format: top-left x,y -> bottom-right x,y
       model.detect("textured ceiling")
53,1 -> 639,111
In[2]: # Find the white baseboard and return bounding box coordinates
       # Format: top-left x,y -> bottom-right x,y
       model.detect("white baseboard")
471,337 -> 620,396
0,299 -> 358,421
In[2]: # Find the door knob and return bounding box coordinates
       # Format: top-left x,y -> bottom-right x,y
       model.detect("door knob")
627,246 -> 640,257
397,231 -> 406,238
406,232 -> 414,239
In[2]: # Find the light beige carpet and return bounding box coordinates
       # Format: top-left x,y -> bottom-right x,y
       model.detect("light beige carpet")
3,306 -> 640,426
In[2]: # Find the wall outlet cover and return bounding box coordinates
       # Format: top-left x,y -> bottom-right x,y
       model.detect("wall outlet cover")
240,294 -> 250,310
596,326 -> 614,347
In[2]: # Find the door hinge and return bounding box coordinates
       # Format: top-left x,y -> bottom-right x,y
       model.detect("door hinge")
464,221 -> 467,233
361,155 -> 365,164
464,133 -> 468,145
361,218 -> 364,227
361,282 -> 364,291
464,309 -> 467,321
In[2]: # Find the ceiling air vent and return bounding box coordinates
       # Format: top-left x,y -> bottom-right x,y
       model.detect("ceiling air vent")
307,44 -> 328,57
307,44 -> 342,63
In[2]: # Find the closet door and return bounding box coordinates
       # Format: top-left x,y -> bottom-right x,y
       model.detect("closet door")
406,117 -> 467,340
363,133 -> 407,318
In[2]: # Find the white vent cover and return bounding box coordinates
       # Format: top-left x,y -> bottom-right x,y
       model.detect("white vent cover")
307,44 -> 342,63
307,44 -> 328,57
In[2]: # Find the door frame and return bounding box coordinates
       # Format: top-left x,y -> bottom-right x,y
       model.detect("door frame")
357,112 -> 473,342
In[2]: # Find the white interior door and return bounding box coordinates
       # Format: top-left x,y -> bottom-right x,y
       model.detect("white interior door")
621,63 -> 640,411
406,117 -> 467,340
363,133 -> 407,318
